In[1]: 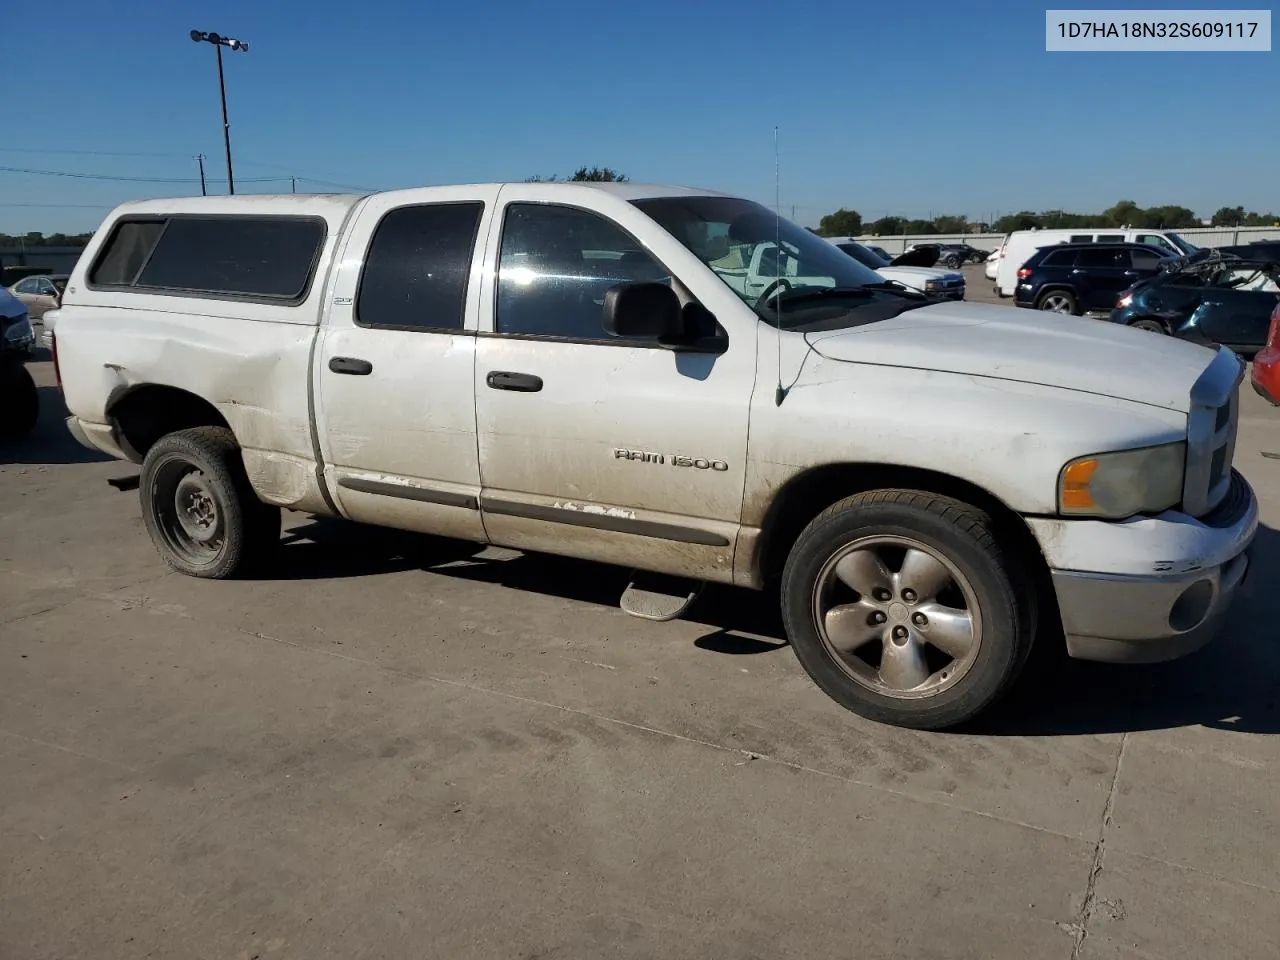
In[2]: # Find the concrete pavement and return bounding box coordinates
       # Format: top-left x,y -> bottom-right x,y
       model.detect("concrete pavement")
2,347 -> 1278,960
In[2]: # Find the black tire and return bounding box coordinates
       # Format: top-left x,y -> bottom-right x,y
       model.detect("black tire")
780,490 -> 1031,730
1129,317 -> 1168,335
943,255 -> 962,269
1036,289 -> 1078,314
139,426 -> 281,579
0,362 -> 38,440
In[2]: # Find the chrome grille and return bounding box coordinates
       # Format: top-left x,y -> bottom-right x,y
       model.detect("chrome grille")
1183,348 -> 1244,517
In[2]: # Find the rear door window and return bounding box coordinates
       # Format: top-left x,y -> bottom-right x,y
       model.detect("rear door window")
1040,250 -> 1077,267
1075,249 -> 1124,269
1128,249 -> 1163,270
1136,233 -> 1179,256
356,202 -> 484,332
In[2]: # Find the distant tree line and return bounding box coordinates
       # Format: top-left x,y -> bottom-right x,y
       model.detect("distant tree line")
0,231 -> 93,247
818,200 -> 1279,237
525,166 -> 629,183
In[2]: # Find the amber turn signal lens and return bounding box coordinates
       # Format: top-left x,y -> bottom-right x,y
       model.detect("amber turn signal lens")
1060,458 -> 1099,510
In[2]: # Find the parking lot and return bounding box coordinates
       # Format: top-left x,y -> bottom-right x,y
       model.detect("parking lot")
3,301 -> 1279,958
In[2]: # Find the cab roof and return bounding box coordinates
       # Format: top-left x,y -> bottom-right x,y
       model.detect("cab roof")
104,182 -> 734,220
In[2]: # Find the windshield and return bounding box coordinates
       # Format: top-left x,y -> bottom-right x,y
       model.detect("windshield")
1167,233 -> 1199,254
836,241 -> 890,269
631,196 -> 884,307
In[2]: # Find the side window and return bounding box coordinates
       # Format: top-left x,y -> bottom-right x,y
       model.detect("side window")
1068,234 -> 1093,243
1129,249 -> 1162,270
1075,249 -> 1122,268
137,218 -> 324,299
1137,234 -> 1177,256
496,203 -> 670,341
89,220 -> 165,286
1041,250 -> 1076,267
37,279 -> 57,296
13,278 -> 37,294
1096,234 -> 1124,243
356,202 -> 484,332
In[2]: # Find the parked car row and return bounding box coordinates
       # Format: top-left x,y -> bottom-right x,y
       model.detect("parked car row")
825,237 -> 967,299
980,227 -> 1279,358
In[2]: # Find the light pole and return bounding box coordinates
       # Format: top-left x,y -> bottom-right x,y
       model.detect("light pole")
190,30 -> 248,195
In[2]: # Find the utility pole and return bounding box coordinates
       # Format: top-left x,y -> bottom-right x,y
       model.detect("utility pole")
190,30 -> 249,195
196,154 -> 207,196
291,176 -> 296,194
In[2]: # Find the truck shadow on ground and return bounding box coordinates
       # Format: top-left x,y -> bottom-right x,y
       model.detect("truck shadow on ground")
279,516 -> 1279,737
0,387 -> 113,466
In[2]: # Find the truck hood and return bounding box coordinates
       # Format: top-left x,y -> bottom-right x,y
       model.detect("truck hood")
878,265 -> 959,281
805,300 -> 1218,412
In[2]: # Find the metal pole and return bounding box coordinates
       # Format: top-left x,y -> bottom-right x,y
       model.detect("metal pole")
196,155 -> 207,196
291,177 -> 296,194
215,43 -> 235,195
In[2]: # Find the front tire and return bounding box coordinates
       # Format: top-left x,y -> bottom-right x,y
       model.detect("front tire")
139,426 -> 281,579
781,490 -> 1030,730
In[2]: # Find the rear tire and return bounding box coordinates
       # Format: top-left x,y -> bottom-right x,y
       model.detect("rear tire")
780,490 -> 1031,730
139,426 -> 281,579
0,362 -> 38,440
1036,290 -> 1078,314
1129,317 -> 1168,335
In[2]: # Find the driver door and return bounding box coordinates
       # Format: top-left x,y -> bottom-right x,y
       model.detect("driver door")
472,194 -> 756,581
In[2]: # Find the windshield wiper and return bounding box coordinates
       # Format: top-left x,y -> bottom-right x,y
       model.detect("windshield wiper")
770,285 -> 878,304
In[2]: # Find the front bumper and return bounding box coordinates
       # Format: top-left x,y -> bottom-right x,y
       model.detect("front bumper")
1028,471 -> 1258,663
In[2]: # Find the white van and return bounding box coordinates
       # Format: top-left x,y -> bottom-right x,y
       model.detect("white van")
994,228 -> 1198,297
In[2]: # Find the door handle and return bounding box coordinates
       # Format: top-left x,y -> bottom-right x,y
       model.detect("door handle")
486,371 -> 543,393
328,356 -> 373,375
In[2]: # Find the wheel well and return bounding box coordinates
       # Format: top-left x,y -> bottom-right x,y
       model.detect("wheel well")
754,463 -> 1056,622
108,385 -> 231,461
1128,315 -> 1169,333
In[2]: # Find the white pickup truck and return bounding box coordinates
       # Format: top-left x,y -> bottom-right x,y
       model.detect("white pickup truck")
51,182 -> 1257,730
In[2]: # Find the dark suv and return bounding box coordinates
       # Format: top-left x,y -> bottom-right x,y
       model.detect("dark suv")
1013,243 -> 1170,315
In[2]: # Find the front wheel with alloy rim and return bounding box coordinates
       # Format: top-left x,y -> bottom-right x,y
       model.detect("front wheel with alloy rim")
140,426 -> 281,579
1037,290 -> 1077,314
781,490 -> 1032,730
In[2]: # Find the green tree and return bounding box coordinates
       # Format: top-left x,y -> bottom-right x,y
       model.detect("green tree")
570,166 -> 628,182
1212,206 -> 1246,227
867,216 -> 905,235
817,208 -> 863,236
932,214 -> 968,234
1140,205 -> 1198,229
1104,199 -> 1142,227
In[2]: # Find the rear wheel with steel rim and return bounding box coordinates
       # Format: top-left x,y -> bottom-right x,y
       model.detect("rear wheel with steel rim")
140,426 -> 280,579
781,490 -> 1031,730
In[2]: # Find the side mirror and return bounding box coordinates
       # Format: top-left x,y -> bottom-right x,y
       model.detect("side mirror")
604,282 -> 690,347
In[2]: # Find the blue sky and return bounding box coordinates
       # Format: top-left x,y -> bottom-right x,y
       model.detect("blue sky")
3,0 -> 1276,233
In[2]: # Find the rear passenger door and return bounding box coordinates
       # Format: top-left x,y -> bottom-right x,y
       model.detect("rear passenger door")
314,188 -> 499,542
1072,248 -> 1131,311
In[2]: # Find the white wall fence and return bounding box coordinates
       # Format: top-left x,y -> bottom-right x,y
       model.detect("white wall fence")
854,226 -> 1280,255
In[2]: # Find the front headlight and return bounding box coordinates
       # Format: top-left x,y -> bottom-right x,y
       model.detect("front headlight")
1058,442 -> 1186,518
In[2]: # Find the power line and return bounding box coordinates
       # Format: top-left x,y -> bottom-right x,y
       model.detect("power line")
0,147 -> 194,159
0,164 -> 287,184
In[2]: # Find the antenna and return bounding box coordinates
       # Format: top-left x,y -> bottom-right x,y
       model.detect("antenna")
773,125 -> 786,406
